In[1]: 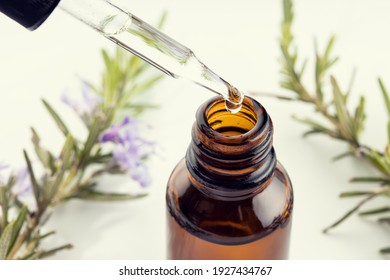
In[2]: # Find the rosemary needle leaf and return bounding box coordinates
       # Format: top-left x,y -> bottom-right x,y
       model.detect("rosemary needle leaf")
24,243 -> 73,260
323,194 -> 378,233
359,206 -> 390,216
0,187 -> 8,229
366,150 -> 390,175
73,190 -> 148,202
37,244 -> 73,260
31,128 -> 56,174
378,78 -> 390,119
32,231 -> 56,242
324,36 -> 336,63
339,191 -> 376,198
42,99 -> 70,137
23,150 -> 41,208
353,96 -> 366,135
0,222 -> 13,260
350,177 -> 390,184
8,206 -> 28,255
380,247 -> 390,254
387,122 -> 390,145
332,151 -> 354,161
59,134 -> 75,169
331,76 -> 353,137
157,11 -> 168,29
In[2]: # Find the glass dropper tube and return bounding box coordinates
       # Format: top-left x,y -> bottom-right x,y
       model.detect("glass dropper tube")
58,0 -> 244,113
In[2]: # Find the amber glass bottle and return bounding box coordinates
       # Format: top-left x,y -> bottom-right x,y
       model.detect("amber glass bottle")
166,96 -> 293,259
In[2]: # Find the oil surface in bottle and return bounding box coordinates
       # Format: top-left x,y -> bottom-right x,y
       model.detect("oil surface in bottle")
166,97 -> 293,260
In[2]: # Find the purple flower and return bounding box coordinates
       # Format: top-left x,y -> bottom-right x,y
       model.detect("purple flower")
100,117 -> 131,143
101,117 -> 154,188
0,164 -> 32,196
112,144 -> 152,188
129,165 -> 151,188
62,81 -> 103,124
12,168 -> 32,196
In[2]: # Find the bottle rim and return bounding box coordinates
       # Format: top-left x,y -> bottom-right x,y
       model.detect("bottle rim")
195,96 -> 272,153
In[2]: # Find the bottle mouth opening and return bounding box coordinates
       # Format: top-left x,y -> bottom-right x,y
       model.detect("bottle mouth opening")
207,100 -> 255,136
199,96 -> 266,141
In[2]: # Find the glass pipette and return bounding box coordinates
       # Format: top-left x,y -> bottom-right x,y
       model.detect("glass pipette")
58,0 -> 244,113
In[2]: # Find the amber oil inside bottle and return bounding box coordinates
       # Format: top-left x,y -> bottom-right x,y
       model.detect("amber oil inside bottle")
166,96 -> 293,259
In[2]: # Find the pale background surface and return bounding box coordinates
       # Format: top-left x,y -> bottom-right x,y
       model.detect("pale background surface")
0,0 -> 389,259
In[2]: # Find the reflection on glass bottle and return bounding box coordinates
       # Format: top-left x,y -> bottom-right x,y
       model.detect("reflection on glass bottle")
166,96 -> 293,259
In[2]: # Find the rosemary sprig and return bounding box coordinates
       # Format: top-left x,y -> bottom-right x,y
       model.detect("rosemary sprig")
0,16 -> 165,259
279,0 -> 390,253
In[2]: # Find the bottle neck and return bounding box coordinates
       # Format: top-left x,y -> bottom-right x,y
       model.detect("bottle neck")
186,96 -> 277,201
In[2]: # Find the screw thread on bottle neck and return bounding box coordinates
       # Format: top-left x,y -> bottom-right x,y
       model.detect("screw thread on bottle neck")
186,96 -> 277,200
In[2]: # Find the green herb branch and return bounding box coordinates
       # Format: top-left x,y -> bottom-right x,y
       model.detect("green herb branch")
279,0 -> 390,253
0,16 -> 166,260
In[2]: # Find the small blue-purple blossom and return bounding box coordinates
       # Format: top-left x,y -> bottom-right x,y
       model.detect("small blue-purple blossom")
101,117 -> 154,188
100,117 -> 131,143
62,81 -> 103,124
129,165 -> 151,188
0,164 -> 32,196
13,167 -> 32,196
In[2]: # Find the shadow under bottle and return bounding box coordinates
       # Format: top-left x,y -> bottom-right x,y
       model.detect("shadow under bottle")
166,96 -> 293,259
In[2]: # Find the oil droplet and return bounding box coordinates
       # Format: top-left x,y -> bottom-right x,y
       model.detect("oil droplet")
225,85 -> 244,113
